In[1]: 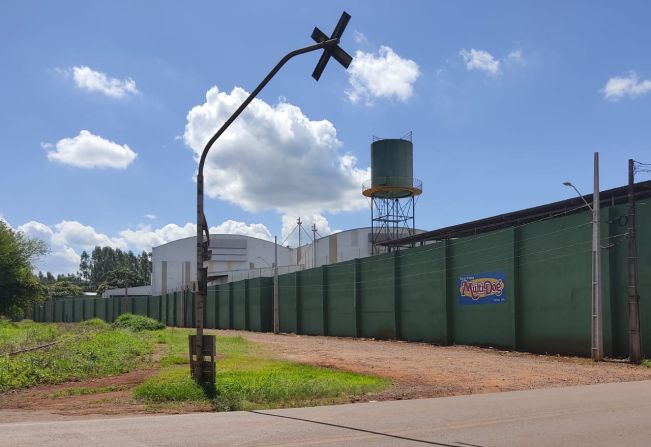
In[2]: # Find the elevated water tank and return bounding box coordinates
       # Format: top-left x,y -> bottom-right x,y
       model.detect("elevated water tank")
363,137 -> 422,199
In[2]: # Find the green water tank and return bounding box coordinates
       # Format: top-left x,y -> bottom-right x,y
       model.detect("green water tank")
365,138 -> 419,199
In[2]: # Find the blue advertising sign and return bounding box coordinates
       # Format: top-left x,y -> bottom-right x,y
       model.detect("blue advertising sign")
458,271 -> 506,306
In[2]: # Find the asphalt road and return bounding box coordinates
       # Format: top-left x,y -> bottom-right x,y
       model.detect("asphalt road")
2,380 -> 650,447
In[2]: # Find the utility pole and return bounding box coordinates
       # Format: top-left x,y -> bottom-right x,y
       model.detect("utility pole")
312,224 -> 318,268
628,158 -> 641,363
274,235 -> 279,334
297,217 -> 302,265
592,152 -> 603,361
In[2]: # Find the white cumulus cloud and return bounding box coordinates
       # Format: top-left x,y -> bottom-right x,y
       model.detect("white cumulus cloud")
68,65 -> 139,98
45,130 -> 137,169
52,220 -> 127,250
184,86 -> 369,224
15,218 -> 276,275
602,71 -> 651,100
459,48 -> 501,76
346,46 -> 420,104
280,214 -> 334,247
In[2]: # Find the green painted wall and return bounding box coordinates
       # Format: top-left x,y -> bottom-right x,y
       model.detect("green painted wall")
278,273 -> 297,333
297,268 -> 325,335
398,244 -> 447,343
232,281 -> 247,330
448,229 -> 516,348
325,261 -> 356,337
359,253 -> 396,339
31,199 -> 651,359
206,286 -> 217,329
217,283 -> 232,329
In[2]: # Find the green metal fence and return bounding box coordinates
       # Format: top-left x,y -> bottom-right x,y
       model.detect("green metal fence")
31,200 -> 651,358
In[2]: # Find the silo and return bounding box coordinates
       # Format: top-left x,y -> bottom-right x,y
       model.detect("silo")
363,134 -> 422,254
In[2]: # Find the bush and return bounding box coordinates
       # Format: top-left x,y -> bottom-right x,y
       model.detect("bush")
80,318 -> 109,329
113,313 -> 164,332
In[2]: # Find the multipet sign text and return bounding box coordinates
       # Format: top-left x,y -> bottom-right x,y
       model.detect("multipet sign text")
457,271 -> 507,305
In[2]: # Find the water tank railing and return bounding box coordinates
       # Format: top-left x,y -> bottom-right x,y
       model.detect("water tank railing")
362,177 -> 423,192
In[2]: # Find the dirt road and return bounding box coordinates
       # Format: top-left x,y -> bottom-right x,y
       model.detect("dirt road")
213,330 -> 651,401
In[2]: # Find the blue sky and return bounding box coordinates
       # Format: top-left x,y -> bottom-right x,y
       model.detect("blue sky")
1,0 -> 650,274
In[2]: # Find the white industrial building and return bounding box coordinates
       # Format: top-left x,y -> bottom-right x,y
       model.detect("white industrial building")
150,227 -> 425,296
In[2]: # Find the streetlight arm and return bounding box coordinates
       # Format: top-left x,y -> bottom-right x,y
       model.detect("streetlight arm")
197,38 -> 340,174
563,182 -> 593,211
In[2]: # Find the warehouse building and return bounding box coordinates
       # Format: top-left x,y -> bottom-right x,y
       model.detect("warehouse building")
150,227 -> 425,296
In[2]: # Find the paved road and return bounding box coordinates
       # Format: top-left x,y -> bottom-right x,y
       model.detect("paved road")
2,381 -> 650,446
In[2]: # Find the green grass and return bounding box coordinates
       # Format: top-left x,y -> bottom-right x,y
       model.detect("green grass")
0,319 -> 61,354
2,323 -> 390,411
0,321 -> 154,392
641,359 -> 651,368
134,367 -> 205,402
135,329 -> 389,411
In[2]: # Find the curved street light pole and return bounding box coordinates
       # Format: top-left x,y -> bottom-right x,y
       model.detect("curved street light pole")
192,13 -> 352,385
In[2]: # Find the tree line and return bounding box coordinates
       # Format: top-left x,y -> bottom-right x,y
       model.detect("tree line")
38,247 -> 152,296
0,220 -> 48,319
1,220 -> 153,319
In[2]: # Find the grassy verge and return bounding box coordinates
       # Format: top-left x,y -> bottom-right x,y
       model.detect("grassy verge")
0,320 -> 153,392
135,329 -> 389,411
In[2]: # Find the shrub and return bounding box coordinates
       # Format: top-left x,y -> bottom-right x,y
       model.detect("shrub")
80,318 -> 109,329
113,313 -> 164,332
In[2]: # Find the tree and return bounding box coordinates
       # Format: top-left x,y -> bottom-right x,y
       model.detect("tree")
87,246 -> 151,292
79,250 -> 91,282
48,280 -> 84,298
0,220 -> 48,317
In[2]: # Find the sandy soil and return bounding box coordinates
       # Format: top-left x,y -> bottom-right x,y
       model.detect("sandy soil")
1,329 -> 649,421
212,330 -> 651,402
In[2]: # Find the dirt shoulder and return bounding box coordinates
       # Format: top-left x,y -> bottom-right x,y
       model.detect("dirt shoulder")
0,344 -> 209,422
211,330 -> 651,401
2,330 -> 650,422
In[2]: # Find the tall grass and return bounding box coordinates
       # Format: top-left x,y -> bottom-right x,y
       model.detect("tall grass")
0,319 -> 61,354
0,321 -> 153,392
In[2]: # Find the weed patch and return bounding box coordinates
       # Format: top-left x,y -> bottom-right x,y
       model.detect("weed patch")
0,323 -> 153,392
113,314 -> 164,332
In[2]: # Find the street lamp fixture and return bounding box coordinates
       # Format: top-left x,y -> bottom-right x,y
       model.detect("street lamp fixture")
191,12 -> 353,386
562,181 -> 592,211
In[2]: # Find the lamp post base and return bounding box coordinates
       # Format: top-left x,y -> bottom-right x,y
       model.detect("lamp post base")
189,334 -> 216,385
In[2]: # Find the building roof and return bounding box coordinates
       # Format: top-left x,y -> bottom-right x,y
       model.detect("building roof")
381,180 -> 651,247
